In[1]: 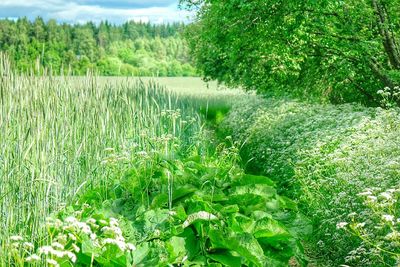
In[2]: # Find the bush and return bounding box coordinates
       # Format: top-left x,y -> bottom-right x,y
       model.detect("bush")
221,96 -> 400,266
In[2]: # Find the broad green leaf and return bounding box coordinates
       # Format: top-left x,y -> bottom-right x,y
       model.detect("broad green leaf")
173,185 -> 197,202
209,229 -> 267,267
233,174 -> 276,187
273,212 -> 312,239
220,204 -> 240,214
131,243 -> 150,265
180,228 -> 200,259
230,213 -> 255,233
231,184 -> 276,198
166,236 -> 187,263
207,252 -> 242,267
151,193 -> 168,208
253,217 -> 292,249
277,195 -> 298,211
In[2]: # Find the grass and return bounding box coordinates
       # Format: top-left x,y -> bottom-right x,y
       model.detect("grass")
0,55 -> 211,262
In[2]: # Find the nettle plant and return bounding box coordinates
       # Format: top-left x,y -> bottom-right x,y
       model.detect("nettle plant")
337,188 -> 400,265
8,205 -> 136,266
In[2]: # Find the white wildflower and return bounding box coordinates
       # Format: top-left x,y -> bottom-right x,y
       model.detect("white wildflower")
25,254 -> 40,262
154,229 -> 161,237
56,234 -> 67,244
65,217 -> 78,224
99,219 -> 108,226
54,219 -> 63,227
355,222 -> 365,229
39,245 -> 54,255
382,214 -> 395,223
52,250 -> 66,258
51,242 -> 64,250
127,243 -> 136,251
86,218 -> 96,224
10,235 -> 23,242
136,151 -> 148,157
23,242 -> 34,250
385,231 -> 400,240
66,251 -> 77,263
68,233 -> 77,241
72,243 -> 80,253
77,222 -> 92,234
116,236 -> 125,244
336,222 -> 348,229
182,255 -> 188,263
115,240 -> 126,251
46,259 -> 60,267
103,238 -> 115,245
358,191 -> 372,196
109,217 -> 119,227
379,192 -> 392,200
168,211 -> 177,216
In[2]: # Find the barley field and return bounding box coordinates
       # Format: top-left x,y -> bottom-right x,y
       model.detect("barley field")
0,55 -> 255,265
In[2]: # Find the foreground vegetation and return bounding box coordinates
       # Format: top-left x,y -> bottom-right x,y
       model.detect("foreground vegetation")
221,96 -> 400,266
0,54 -> 311,266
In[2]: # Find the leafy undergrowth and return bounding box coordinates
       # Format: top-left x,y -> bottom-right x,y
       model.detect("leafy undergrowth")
7,129 -> 311,266
220,97 -> 400,266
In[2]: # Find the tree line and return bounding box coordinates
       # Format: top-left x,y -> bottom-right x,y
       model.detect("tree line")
0,17 -> 196,76
181,0 -> 400,106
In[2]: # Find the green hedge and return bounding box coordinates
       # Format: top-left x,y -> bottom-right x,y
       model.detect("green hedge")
221,97 -> 400,266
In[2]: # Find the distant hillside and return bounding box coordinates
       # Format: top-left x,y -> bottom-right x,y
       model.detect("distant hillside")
0,17 -> 196,76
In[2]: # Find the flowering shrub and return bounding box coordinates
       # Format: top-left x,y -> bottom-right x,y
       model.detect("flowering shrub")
221,97 -> 400,266
337,188 -> 400,265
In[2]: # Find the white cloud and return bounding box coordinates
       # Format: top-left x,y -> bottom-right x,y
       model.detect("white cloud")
0,0 -> 194,24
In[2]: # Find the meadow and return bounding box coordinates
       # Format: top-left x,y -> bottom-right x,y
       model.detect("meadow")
0,54 -> 310,266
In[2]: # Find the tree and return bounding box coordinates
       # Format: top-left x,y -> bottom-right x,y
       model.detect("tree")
181,0 -> 400,105
73,26 -> 97,62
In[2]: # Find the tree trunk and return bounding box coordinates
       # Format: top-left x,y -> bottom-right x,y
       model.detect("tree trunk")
372,0 -> 400,70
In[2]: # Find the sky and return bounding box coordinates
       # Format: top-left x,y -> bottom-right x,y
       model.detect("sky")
0,0 -> 193,24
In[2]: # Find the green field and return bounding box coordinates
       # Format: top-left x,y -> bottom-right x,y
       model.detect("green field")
1,64 -> 309,266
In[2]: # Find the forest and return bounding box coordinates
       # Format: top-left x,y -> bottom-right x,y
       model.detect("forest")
0,18 -> 196,76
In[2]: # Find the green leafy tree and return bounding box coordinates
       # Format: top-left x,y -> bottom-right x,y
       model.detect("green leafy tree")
181,0 -> 400,105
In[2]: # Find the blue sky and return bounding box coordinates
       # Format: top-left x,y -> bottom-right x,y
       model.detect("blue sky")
0,0 -> 193,24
